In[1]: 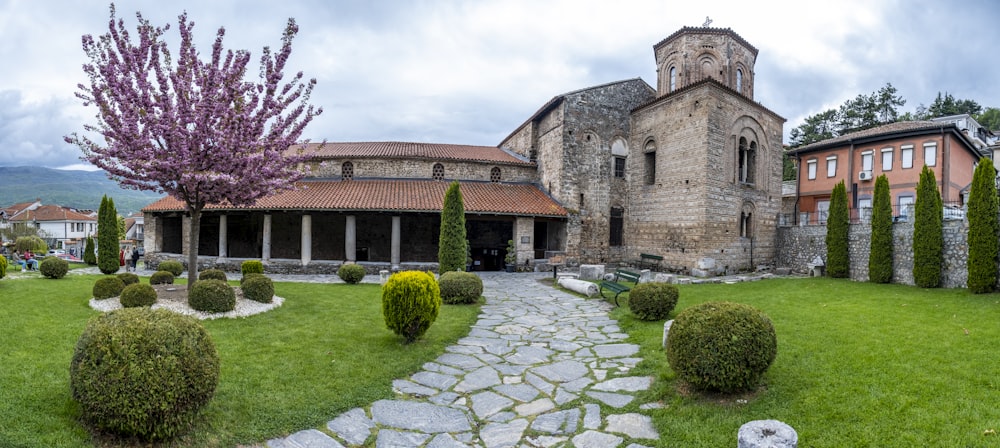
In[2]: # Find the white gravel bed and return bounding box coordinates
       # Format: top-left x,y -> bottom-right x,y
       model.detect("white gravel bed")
88,294 -> 284,319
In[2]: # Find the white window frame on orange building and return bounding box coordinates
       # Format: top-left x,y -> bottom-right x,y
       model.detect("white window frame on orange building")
924,142 -> 937,167
826,155 -> 837,177
807,159 -> 817,180
901,145 -> 914,169
881,147 -> 893,171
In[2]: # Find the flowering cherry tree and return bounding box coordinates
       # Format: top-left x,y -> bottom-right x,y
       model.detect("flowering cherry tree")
66,5 -> 322,289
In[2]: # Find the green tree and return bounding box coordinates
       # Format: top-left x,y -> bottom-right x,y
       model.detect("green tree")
976,107 -> 1000,131
117,215 -> 127,241
868,174 -> 893,283
913,165 -> 943,287
789,83 -> 905,148
825,181 -> 850,278
98,195 -> 120,275
782,150 -> 796,181
922,92 -> 982,119
438,181 -> 468,273
789,109 -> 838,147
83,236 -> 97,265
967,161 -> 999,293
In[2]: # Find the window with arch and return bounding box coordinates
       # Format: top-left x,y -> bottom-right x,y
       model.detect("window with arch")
432,163 -> 444,180
736,68 -> 743,92
669,67 -> 677,92
490,167 -> 501,183
342,161 -> 354,180
737,137 -> 756,184
611,137 -> 628,179
609,207 -> 624,246
643,141 -> 657,185
740,211 -> 753,238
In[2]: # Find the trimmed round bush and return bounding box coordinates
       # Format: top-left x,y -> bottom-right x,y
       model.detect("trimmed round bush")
666,301 -> 777,393
40,256 -> 69,279
628,282 -> 679,321
241,260 -> 264,276
150,270 -> 175,285
199,269 -> 228,282
241,272 -> 266,285
438,271 -> 483,304
93,276 -> 125,300
188,279 -> 236,313
120,283 -> 157,308
158,260 -> 184,277
117,272 -> 140,286
382,271 -> 441,343
242,275 -> 274,303
70,308 -> 219,440
337,263 -> 366,284
0,254 -> 7,279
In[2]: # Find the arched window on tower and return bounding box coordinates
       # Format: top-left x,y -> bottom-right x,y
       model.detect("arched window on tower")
432,163 -> 444,180
736,68 -> 743,93
490,167 -> 501,183
740,211 -> 753,238
342,161 -> 354,180
644,141 -> 656,185
738,138 -> 757,185
669,67 -> 677,92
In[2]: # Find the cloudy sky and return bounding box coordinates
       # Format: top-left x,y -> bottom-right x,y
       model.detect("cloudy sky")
2,0 -> 997,170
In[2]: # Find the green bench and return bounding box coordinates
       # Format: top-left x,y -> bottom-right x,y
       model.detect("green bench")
639,253 -> 663,270
599,269 -> 641,306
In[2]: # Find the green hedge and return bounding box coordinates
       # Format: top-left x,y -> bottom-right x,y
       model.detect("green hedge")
70,308 -> 219,440
438,271 -> 483,304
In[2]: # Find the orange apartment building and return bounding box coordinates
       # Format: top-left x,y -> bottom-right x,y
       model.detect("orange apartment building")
789,120 -> 984,224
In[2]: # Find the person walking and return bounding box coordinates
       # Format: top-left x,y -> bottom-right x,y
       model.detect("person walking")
131,247 -> 140,272
119,248 -> 126,272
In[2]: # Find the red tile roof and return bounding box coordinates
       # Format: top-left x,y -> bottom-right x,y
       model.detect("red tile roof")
12,205 -> 97,222
294,142 -> 534,166
143,179 -> 567,217
3,200 -> 39,218
790,121 -> 975,153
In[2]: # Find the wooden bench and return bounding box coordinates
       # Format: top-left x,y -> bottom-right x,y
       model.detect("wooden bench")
599,269 -> 641,306
639,253 -> 663,271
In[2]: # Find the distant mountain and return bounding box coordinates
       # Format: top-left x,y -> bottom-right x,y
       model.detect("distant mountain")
0,166 -> 166,215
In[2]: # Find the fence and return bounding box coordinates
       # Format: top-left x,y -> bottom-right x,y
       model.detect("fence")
780,202 -> 965,227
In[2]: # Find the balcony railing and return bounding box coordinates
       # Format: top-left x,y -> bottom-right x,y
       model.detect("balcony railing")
780,202 -> 965,226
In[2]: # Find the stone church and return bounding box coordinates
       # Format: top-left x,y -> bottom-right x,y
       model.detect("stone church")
142,26 -> 785,274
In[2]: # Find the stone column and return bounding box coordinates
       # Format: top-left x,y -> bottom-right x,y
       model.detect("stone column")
391,215 -> 401,270
218,214 -> 228,259
514,216 -> 535,265
345,215 -> 356,262
262,214 -> 272,261
301,214 -> 312,266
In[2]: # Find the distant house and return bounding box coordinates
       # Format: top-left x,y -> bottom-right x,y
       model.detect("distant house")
788,120 -> 984,225
4,202 -> 97,252
124,212 -> 144,247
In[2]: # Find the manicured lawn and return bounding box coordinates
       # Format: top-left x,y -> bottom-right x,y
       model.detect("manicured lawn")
612,277 -> 1000,447
0,275 -> 480,447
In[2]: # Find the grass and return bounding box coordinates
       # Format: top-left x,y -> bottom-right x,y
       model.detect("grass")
611,277 -> 1000,447
0,274 -> 480,447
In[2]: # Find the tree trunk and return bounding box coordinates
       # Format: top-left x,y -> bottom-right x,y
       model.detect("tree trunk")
187,207 -> 201,293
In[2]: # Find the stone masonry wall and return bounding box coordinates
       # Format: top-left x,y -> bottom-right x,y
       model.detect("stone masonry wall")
308,158 -> 537,183
777,219 -> 969,288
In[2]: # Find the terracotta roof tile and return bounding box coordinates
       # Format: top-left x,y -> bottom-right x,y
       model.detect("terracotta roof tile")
294,142 -> 534,166
791,121 -> 958,153
13,205 -> 97,222
143,179 -> 567,217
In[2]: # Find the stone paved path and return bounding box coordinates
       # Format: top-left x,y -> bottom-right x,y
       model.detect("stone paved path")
263,272 -> 660,448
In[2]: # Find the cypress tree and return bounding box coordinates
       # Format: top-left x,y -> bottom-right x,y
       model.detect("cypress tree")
97,195 -> 120,275
83,236 -> 97,265
913,165 -> 943,287
826,181 -> 850,278
967,161 -> 998,293
438,181 -> 468,273
868,174 -> 893,283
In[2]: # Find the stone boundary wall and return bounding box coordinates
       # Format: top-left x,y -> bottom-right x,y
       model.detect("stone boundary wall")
776,220 -> 969,288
